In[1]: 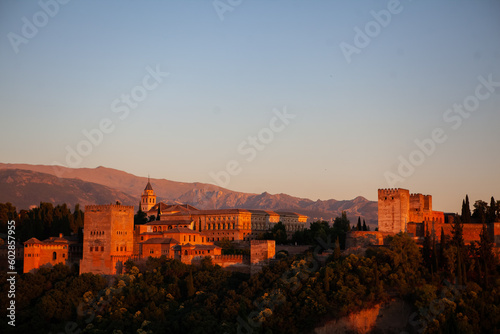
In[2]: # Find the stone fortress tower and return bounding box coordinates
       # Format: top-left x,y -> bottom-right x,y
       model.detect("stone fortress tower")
378,188 -> 445,234
79,205 -> 134,275
378,188 -> 410,233
140,177 -> 156,212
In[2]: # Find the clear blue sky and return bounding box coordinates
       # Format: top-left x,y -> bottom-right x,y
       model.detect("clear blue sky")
1,0 -> 499,212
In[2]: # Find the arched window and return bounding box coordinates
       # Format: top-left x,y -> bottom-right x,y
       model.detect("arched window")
153,226 -> 157,232
52,252 -> 57,260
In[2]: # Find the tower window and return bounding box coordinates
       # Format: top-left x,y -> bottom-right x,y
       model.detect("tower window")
53,252 -> 57,260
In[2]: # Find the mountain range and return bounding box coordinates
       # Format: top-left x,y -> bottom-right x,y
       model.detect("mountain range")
0,163 -> 378,227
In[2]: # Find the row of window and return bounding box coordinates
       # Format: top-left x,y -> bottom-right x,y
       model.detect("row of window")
207,223 -> 237,230
183,249 -> 211,256
182,235 -> 205,243
116,231 -> 128,235
207,237 -> 235,242
116,246 -> 127,252
151,225 -> 189,232
149,249 -> 171,254
208,216 -> 237,221
90,246 -> 104,252
90,231 -> 104,236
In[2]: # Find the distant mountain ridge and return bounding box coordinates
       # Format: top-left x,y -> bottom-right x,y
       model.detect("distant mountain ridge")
0,163 -> 378,227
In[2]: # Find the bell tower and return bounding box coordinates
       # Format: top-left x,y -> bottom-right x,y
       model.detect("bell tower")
140,176 -> 156,212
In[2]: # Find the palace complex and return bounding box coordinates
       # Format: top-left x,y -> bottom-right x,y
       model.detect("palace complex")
68,180 -> 304,275
20,184 -> 499,274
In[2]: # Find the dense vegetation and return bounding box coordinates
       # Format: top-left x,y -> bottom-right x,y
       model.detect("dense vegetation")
0,202 -> 84,242
0,196 -> 499,333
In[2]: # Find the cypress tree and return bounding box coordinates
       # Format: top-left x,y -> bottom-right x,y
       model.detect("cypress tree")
462,196 -> 471,224
357,217 -> 362,231
452,216 -> 466,286
487,196 -> 497,223
186,271 -> 195,297
452,216 -> 464,249
156,204 -> 161,221
362,220 -> 368,231
333,236 -> 341,260
423,229 -> 432,271
479,223 -> 494,288
439,227 -> 446,269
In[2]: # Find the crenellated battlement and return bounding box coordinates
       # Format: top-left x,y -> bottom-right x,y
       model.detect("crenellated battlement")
85,204 -> 134,212
378,188 -> 409,197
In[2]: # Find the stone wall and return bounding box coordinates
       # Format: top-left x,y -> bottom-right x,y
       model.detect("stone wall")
378,188 -> 410,233
211,254 -> 246,267
80,205 -> 134,275
23,243 -> 68,273
250,240 -> 275,264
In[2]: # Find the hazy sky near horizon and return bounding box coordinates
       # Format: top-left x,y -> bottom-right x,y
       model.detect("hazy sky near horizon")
1,0 -> 499,212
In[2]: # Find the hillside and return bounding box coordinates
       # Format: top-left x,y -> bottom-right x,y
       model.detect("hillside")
0,169 -> 137,209
0,163 -> 378,226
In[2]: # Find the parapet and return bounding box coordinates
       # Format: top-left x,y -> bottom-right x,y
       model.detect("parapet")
378,188 -> 410,197
85,205 -> 134,212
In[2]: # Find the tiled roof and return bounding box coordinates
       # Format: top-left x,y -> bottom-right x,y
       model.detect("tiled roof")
43,236 -> 69,244
165,227 -> 199,234
24,238 -> 43,244
145,220 -> 192,226
248,210 -> 280,215
141,237 -> 178,245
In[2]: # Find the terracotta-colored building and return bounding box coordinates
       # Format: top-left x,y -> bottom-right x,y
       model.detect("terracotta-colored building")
141,181 -> 307,242
79,204 -> 135,275
23,234 -> 69,273
375,188 -> 500,248
378,188 -> 444,234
